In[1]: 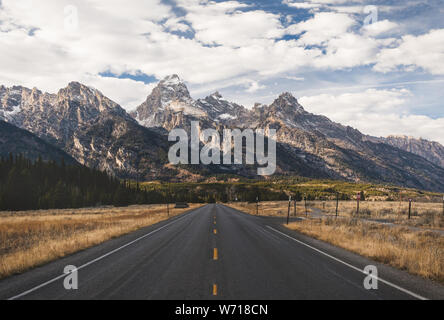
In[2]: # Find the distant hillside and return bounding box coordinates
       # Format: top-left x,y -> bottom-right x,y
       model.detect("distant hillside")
0,121 -> 77,164
381,135 -> 444,168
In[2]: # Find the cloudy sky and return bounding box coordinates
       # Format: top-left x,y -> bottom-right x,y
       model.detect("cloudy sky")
1,0 -> 443,143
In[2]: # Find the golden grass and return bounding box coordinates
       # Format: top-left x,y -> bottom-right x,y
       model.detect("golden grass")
227,201 -> 311,217
286,218 -> 444,283
0,204 -> 202,279
228,200 -> 444,230
309,200 -> 444,229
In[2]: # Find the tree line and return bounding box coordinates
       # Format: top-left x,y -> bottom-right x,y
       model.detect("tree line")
0,154 -> 167,211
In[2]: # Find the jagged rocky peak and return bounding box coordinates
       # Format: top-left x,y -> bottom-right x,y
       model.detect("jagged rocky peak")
210,91 -> 222,99
61,81 -> 105,99
160,74 -> 185,87
0,85 -> 23,110
56,81 -> 120,113
197,91 -> 247,122
271,92 -> 305,112
155,74 -> 193,106
0,85 -> 38,123
201,91 -> 225,104
388,134 -> 419,141
256,92 -> 306,125
61,81 -> 93,95
140,74 -> 194,110
133,75 -> 207,128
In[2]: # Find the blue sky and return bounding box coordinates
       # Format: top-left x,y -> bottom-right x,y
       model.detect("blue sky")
0,0 -> 443,142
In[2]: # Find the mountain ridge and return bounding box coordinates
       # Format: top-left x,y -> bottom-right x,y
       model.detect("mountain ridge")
1,76 -> 444,191
0,120 -> 78,164
377,135 -> 444,168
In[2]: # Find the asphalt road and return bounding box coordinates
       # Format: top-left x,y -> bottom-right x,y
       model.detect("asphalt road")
1,204 -> 443,300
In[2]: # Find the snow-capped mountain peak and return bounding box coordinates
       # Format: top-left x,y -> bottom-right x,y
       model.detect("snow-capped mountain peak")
272,92 -> 305,112
210,91 -> 223,100
132,75 -> 207,128
160,74 -> 183,87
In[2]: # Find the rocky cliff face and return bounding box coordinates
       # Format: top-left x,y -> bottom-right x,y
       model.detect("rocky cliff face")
196,91 -> 247,123
379,135 -> 444,168
0,82 -> 170,179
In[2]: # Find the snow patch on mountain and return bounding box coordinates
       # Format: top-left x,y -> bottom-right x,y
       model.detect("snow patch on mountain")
4,104 -> 21,119
162,74 -> 182,86
218,113 -> 237,120
168,100 -> 207,117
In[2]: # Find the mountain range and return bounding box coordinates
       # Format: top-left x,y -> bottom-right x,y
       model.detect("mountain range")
1,75 -> 444,191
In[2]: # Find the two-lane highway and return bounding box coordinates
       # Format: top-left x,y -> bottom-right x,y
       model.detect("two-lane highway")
1,204 -> 443,300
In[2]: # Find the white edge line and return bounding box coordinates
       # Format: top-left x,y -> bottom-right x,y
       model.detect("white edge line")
266,226 -> 428,301
8,210 -> 198,300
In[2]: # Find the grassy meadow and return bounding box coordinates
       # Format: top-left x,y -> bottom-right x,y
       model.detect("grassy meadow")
229,200 -> 444,229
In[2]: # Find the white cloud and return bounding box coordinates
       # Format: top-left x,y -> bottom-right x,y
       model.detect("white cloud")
81,75 -> 155,110
288,12 -> 356,45
183,1 -> 284,47
245,80 -> 266,93
312,33 -> 379,69
374,29 -> 444,75
282,1 -> 322,10
163,18 -> 191,33
299,89 -> 444,144
285,12 -> 383,69
284,0 -> 363,5
329,5 -> 364,14
285,76 -> 305,81
283,0 -> 367,11
362,19 -> 399,37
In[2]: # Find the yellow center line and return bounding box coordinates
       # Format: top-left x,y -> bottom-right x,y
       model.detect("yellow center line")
213,248 -> 218,260
213,284 -> 218,296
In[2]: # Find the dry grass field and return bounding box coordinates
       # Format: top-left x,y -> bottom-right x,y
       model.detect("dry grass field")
309,200 -> 444,230
229,200 -> 444,229
226,200 -> 444,283
227,201 -> 312,217
0,204 -> 202,279
287,218 -> 444,283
